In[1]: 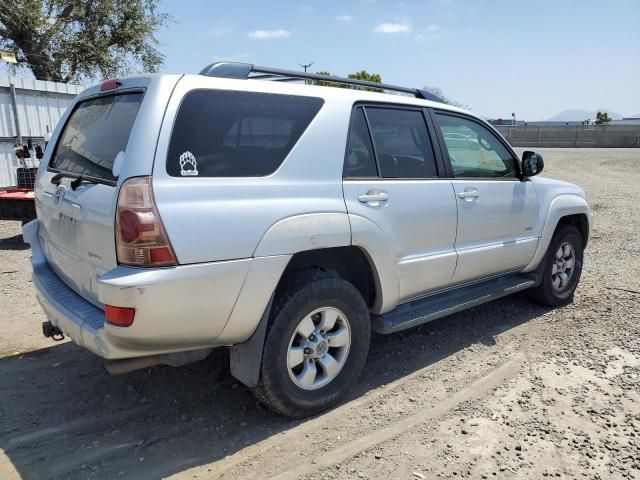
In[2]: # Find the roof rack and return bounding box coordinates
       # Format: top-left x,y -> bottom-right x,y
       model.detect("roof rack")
198,62 -> 445,103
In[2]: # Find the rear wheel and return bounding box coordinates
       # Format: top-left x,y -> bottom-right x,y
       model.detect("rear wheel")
527,224 -> 584,307
254,271 -> 371,417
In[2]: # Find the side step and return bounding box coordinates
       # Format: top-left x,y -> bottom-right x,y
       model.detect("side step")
373,273 -> 538,334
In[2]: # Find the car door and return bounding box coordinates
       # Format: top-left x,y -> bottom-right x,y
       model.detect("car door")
343,105 -> 458,302
431,110 -> 539,284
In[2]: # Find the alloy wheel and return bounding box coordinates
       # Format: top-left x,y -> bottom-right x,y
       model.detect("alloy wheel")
551,242 -> 576,291
286,307 -> 351,390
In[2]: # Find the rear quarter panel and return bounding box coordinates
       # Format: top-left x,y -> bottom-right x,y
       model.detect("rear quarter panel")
151,75 -> 353,264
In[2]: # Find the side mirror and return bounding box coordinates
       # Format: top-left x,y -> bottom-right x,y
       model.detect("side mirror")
522,151 -> 544,177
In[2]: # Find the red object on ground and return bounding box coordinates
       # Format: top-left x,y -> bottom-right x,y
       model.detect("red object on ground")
0,188 -> 34,200
0,187 -> 36,221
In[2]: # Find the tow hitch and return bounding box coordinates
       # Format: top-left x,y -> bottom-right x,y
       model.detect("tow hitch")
42,321 -> 65,341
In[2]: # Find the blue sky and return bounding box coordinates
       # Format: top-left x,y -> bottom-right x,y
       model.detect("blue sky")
156,0 -> 639,120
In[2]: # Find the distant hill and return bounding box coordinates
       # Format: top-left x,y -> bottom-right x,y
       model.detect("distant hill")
547,109 -> 624,122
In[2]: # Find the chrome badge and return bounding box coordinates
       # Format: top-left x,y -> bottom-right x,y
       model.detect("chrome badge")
54,186 -> 65,204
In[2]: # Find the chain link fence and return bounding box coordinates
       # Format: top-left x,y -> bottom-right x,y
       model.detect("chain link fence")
495,124 -> 640,148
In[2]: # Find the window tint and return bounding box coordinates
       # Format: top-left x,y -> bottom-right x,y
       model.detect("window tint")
50,93 -> 143,182
167,90 -> 323,177
435,113 -> 518,178
365,108 -> 438,178
344,108 -> 377,178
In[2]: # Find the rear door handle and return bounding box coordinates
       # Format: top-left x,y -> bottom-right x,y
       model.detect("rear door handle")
457,189 -> 479,200
358,191 -> 388,205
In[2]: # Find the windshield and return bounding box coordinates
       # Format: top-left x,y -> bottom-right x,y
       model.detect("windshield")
50,92 -> 144,183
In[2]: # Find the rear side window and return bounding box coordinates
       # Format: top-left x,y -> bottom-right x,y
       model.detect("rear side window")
167,90 -> 323,177
365,108 -> 438,178
50,93 -> 143,182
344,108 -> 378,178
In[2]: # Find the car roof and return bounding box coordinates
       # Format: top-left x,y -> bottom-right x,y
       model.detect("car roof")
79,71 -> 473,120
181,73 -> 470,116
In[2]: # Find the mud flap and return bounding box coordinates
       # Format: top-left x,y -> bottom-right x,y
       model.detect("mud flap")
229,295 -> 273,387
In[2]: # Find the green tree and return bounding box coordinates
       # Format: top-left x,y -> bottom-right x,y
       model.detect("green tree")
312,71 -> 340,88
347,70 -> 382,92
594,111 -> 612,125
312,70 -> 383,92
0,0 -> 168,82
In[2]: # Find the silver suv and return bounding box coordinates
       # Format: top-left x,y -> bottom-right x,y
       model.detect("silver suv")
24,63 -> 591,417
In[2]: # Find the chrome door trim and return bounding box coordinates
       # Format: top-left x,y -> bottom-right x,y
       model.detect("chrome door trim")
454,236 -> 538,254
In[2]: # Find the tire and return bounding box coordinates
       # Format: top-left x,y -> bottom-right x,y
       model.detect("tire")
253,271 -> 371,417
527,224 -> 584,307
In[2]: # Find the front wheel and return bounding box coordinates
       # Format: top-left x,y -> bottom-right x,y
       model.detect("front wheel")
254,272 -> 371,417
527,224 -> 584,307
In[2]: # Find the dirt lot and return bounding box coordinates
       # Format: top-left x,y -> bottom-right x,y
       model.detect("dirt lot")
1,148 -> 639,480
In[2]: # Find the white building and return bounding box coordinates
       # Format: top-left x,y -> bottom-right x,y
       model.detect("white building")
610,117 -> 640,126
0,75 -> 84,187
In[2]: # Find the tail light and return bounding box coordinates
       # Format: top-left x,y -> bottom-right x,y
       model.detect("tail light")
116,176 -> 177,267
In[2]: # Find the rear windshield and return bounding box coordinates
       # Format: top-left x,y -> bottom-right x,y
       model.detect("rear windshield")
167,90 -> 323,177
50,92 -> 144,182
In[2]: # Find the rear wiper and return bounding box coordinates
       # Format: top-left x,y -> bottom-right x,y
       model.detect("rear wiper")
51,172 -> 102,190
69,176 -> 100,190
51,171 -> 79,185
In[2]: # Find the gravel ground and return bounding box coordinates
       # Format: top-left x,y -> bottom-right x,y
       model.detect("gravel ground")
0,148 -> 639,480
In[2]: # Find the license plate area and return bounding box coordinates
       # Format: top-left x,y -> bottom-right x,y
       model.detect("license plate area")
52,211 -> 79,248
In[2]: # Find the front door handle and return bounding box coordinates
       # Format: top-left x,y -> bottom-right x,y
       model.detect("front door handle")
358,191 -> 388,205
457,189 -> 479,200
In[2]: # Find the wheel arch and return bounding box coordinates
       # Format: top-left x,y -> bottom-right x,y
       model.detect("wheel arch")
280,245 -> 383,312
556,213 -> 589,247
523,194 -> 591,272
230,246 -> 381,389
253,212 -> 398,314
252,213 -> 351,257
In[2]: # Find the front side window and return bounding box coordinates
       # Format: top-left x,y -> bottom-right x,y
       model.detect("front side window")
365,107 -> 438,178
167,90 -> 323,177
343,108 -> 377,178
435,113 -> 518,178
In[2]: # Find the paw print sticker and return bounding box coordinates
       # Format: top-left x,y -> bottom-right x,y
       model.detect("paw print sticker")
179,151 -> 199,176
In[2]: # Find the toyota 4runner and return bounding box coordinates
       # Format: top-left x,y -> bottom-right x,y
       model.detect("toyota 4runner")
24,62 -> 591,417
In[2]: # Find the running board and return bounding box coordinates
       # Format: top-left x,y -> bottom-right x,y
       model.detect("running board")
373,273 -> 538,334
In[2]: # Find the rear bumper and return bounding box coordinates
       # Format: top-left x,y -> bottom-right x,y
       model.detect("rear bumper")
32,259 -> 107,355
24,219 -> 290,359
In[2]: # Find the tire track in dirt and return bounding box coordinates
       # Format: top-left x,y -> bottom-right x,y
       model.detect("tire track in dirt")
188,341 -> 526,480
269,358 -> 523,480
3,406 -> 153,451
